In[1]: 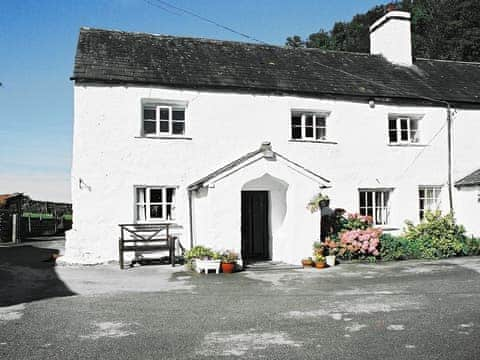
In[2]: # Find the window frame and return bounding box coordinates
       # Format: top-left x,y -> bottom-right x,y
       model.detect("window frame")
134,186 -> 177,223
388,115 -> 421,145
418,185 -> 442,220
141,102 -> 186,138
290,111 -> 329,141
359,188 -> 392,226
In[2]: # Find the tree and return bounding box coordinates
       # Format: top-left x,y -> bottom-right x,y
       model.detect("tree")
285,0 -> 480,62
285,35 -> 305,48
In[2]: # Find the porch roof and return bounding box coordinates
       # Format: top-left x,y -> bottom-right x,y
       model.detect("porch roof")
455,168 -> 480,187
188,142 -> 330,190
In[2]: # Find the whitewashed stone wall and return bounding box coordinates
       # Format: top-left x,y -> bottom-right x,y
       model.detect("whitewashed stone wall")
65,83 -> 480,263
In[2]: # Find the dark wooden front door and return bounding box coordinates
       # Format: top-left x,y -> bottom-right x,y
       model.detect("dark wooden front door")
241,191 -> 270,263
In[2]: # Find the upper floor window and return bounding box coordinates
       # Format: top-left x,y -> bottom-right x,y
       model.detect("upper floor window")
291,111 -> 327,141
388,115 -> 420,144
419,186 -> 442,220
143,104 -> 185,137
359,189 -> 392,225
135,186 -> 176,222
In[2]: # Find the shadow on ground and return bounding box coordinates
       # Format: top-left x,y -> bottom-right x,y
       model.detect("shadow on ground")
0,246 -> 75,306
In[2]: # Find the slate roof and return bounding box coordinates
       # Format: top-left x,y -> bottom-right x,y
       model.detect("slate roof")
72,28 -> 480,106
455,169 -> 480,187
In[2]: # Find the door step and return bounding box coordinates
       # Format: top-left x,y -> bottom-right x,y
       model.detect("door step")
245,261 -> 302,271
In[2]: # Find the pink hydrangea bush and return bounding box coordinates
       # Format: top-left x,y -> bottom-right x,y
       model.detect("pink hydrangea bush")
339,227 -> 382,258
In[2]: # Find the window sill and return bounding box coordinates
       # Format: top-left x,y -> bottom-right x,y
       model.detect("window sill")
387,143 -> 428,147
135,136 -> 192,140
377,226 -> 400,231
289,139 -> 338,145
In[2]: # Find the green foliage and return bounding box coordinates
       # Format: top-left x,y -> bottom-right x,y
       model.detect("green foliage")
306,192 -> 329,213
286,0 -> 480,62
380,211 -> 479,261
404,211 -> 465,258
460,236 -> 480,256
185,246 -> 217,260
341,214 -> 372,231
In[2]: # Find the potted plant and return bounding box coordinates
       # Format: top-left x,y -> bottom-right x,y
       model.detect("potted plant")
301,257 -> 313,267
314,255 -> 326,269
307,192 -> 330,213
221,250 -> 239,273
324,238 -> 339,267
313,241 -> 324,256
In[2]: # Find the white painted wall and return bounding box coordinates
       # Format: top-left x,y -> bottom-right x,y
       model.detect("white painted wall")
370,11 -> 413,66
455,186 -> 480,237
65,83 -> 479,264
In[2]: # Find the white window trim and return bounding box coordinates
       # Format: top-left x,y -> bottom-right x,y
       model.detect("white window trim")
291,110 -> 330,142
135,186 -> 178,223
141,101 -> 188,138
418,185 -> 442,220
359,188 -> 392,226
388,114 -> 423,145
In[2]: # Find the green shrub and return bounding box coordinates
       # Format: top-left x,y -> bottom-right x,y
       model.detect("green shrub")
403,211 -> 466,259
461,236 -> 480,256
379,234 -> 410,261
184,246 -> 216,260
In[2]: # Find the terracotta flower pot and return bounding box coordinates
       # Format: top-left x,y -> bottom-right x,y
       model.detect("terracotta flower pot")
315,262 -> 326,269
221,262 -> 235,273
301,259 -> 313,267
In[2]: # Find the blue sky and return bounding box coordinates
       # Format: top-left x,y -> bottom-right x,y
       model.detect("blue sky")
0,0 -> 384,201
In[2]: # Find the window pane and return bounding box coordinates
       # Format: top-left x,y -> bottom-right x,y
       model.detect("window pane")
389,130 -> 398,143
366,191 -> 373,206
410,120 -> 419,142
419,189 -> 425,199
150,189 -> 163,203
166,188 -> 175,203
360,191 -> 366,207
401,130 -> 409,141
136,205 -> 146,221
143,121 -> 156,135
389,119 -> 397,131
315,116 -> 326,127
172,108 -> 185,121
305,115 -> 313,127
136,188 -> 146,203
291,126 -> 301,139
383,191 -> 390,207
316,128 -> 326,140
166,205 -> 172,220
291,115 -> 301,126
172,121 -> 185,135
159,108 -> 170,120
143,108 -> 156,120
375,192 -> 383,207
400,119 -> 408,131
305,127 -> 314,138
150,205 -> 163,219
159,120 -> 169,133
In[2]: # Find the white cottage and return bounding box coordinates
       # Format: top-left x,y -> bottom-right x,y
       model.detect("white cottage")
65,11 -> 480,264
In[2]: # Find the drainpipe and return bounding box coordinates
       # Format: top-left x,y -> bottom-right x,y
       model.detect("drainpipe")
188,188 -> 194,248
447,104 -> 454,214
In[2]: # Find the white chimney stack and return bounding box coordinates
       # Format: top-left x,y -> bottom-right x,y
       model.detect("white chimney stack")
370,11 -> 412,66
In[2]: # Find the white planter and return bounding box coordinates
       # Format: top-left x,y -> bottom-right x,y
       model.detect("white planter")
326,255 -> 336,267
194,259 -> 221,274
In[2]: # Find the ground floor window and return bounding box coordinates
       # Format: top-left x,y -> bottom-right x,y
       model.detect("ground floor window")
135,186 -> 176,222
419,186 -> 442,220
359,189 -> 391,225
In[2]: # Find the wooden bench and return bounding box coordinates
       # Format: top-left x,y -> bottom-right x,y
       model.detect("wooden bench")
118,223 -> 181,269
